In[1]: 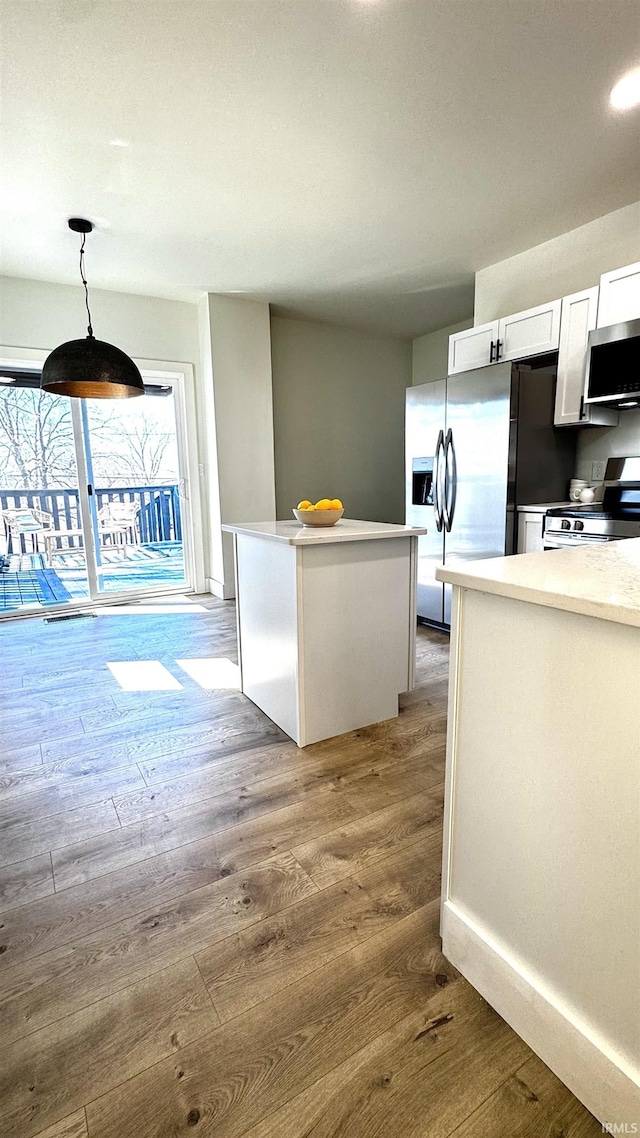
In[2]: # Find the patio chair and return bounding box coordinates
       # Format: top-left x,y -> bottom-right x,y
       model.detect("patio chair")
42,500 -> 141,564
1,506 -> 54,556
97,500 -> 141,553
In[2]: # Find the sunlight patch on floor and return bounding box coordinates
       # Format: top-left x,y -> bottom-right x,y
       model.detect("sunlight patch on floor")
107,661 -> 184,690
176,657 -> 241,690
95,601 -> 209,616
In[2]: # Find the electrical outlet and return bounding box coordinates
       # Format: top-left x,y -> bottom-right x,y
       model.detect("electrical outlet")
591,460 -> 606,482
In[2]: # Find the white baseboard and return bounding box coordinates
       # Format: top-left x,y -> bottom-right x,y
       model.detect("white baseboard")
442,901 -> 640,1125
206,577 -> 236,600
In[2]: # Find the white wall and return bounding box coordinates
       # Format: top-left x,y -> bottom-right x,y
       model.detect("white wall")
474,200 -> 640,325
199,294 -> 275,596
0,275 -> 200,364
271,316 -> 411,523
412,318 -> 473,386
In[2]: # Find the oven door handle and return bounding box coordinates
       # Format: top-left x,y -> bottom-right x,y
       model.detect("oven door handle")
543,533 -> 616,549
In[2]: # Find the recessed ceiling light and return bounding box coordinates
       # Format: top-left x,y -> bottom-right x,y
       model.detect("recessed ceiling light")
610,66 -> 640,110
109,138 -> 130,148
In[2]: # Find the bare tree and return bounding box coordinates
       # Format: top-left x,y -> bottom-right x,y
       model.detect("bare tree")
88,412 -> 175,487
0,387 -> 177,494
0,388 -> 76,489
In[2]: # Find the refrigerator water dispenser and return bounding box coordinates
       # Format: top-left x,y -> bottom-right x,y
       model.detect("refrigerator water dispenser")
412,457 -> 434,506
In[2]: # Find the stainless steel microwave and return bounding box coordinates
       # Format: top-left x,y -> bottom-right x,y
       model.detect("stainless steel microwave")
583,318 -> 640,409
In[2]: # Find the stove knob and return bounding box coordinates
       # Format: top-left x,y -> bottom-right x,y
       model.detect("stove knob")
561,519 -> 571,530
574,520 -> 584,531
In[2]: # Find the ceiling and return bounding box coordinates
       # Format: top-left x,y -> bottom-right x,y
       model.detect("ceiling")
1,0 -> 639,339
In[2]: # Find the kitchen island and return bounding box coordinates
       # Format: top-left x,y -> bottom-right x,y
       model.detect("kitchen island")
436,541 -> 640,1125
222,519 -> 427,747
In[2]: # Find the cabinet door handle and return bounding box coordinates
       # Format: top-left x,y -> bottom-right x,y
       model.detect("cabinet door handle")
496,338 -> 503,361
489,340 -> 495,363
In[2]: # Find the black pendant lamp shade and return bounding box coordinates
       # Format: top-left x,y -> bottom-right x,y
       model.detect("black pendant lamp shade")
41,219 -> 144,399
42,336 -> 144,399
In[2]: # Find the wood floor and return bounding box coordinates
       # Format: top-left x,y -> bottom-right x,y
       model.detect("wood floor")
0,597 -> 600,1138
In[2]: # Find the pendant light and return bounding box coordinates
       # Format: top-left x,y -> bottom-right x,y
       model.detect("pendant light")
41,218 -> 144,399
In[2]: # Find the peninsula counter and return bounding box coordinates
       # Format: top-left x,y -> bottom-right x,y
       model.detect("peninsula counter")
436,540 -> 640,1125
222,519 -> 427,747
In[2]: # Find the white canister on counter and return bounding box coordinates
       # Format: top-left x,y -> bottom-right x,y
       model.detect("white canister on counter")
570,479 -> 588,501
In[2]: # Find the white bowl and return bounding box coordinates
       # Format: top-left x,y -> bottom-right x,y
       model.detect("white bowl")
293,508 -> 344,527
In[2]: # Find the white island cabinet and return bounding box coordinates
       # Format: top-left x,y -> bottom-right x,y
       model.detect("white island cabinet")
222,519 -> 426,747
436,542 -> 640,1125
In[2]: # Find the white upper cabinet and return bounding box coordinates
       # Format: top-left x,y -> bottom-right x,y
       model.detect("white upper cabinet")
448,260 -> 640,416
448,301 -> 561,375
448,321 -> 499,374
596,260 -> 640,327
498,299 -> 561,362
553,287 -> 618,428
555,287 -> 596,426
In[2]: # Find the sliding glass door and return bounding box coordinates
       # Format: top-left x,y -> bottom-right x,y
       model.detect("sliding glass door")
0,371 -> 191,616
0,377 -> 91,611
81,382 -> 188,598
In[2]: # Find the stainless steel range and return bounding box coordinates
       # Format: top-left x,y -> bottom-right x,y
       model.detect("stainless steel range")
544,457 -> 640,549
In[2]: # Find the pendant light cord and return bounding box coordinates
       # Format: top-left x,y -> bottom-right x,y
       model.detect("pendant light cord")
79,232 -> 94,338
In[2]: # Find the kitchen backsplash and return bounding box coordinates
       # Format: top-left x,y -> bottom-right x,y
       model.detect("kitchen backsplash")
575,409 -> 640,482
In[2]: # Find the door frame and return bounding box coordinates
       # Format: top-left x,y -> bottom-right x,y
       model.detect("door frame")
0,346 -> 206,621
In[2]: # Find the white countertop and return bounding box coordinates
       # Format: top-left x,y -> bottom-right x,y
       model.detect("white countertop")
436,538 -> 640,628
517,501 -> 571,513
222,519 -> 427,546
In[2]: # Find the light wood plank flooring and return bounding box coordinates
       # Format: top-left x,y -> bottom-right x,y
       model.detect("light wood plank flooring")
0,597 -> 600,1137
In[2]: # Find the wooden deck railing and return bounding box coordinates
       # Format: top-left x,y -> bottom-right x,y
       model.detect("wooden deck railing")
0,485 -> 182,554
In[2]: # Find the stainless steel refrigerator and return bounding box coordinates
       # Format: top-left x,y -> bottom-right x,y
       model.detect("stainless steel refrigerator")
406,357 -> 576,627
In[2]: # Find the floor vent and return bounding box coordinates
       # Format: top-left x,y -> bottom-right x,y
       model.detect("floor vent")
44,612 -> 97,623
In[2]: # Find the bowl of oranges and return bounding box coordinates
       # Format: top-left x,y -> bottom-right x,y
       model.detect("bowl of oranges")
293,498 -> 344,527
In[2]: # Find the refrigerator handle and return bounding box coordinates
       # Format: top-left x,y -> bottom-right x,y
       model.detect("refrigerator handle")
442,428 -> 451,532
444,428 -> 457,532
434,429 -> 445,532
